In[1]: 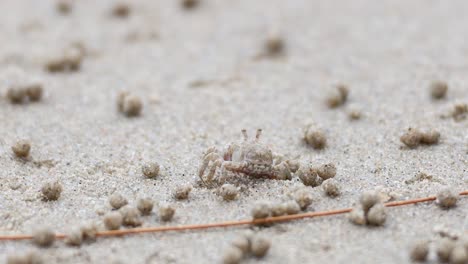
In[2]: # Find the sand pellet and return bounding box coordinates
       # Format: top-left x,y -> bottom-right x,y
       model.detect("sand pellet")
326,84 -> 349,108
41,181 -> 62,201
109,193 -> 128,210
400,128 -> 423,148
137,198 -> 154,215
219,184 -> 239,201
366,203 -> 386,226
264,35 -> 284,56
251,202 -> 271,219
142,162 -> 160,178
348,207 -> 366,226
250,235 -> 271,258
436,188 -> 458,209
271,203 -> 288,217
119,207 -> 142,227
316,163 -> 337,180
174,184 -> 192,200
222,246 -> 243,264
117,92 -> 142,117
64,229 -> 83,247
450,244 -> 468,264
32,228 -> 55,247
284,200 -> 301,215
437,238 -> 456,262
322,178 -> 340,197
348,109 -> 362,120
231,235 -> 251,255
104,211 -> 123,230
430,80 -> 448,99
304,126 -> 327,149
57,0 -> 72,14
420,130 -> 440,145
182,0 -> 199,9
451,103 -> 467,121
80,224 -> 98,242
360,190 -> 380,212
159,204 -> 176,222
112,2 -> 130,18
293,189 -> 313,210
12,140 -> 31,158
410,241 -> 429,262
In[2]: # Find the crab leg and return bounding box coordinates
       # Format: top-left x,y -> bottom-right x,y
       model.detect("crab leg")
198,152 -> 221,178
205,159 -> 222,184
202,146 -> 217,159
223,161 -> 246,174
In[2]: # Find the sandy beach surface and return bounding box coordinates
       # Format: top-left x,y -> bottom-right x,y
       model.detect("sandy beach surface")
0,0 -> 467,263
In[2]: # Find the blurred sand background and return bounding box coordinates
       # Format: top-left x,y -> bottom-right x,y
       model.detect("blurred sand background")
0,0 -> 467,263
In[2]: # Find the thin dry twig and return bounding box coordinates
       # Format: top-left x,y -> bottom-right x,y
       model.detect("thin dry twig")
1,190 -> 466,241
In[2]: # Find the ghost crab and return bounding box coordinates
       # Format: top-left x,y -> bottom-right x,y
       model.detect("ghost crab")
198,129 -> 293,186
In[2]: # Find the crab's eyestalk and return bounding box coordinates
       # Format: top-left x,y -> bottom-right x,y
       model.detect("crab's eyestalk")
241,129 -> 248,141
255,129 -> 263,140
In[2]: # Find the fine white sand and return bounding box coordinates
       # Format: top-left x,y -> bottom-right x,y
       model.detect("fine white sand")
0,0 -> 467,263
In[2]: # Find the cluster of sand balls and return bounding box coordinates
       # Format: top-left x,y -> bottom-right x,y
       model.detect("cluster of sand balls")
327,84 -> 363,120
223,231 -> 271,264
46,44 -> 84,73
2,67 -> 43,105
296,162 -> 340,197
33,224 -> 99,248
7,250 -> 43,264
410,235 -> 468,263
55,0 -> 201,24
64,223 -> 99,247
251,188 -> 313,219
28,222 -> 99,250
14,142 -> 64,203
11,142 -> 66,204
45,45 -> 85,73
23,194 -> 178,253
107,193 -> 176,228
296,162 -> 336,186
400,128 -> 440,148
428,82 -> 468,122
25,196 -> 166,251
348,190 -> 387,226
6,84 -> 43,104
